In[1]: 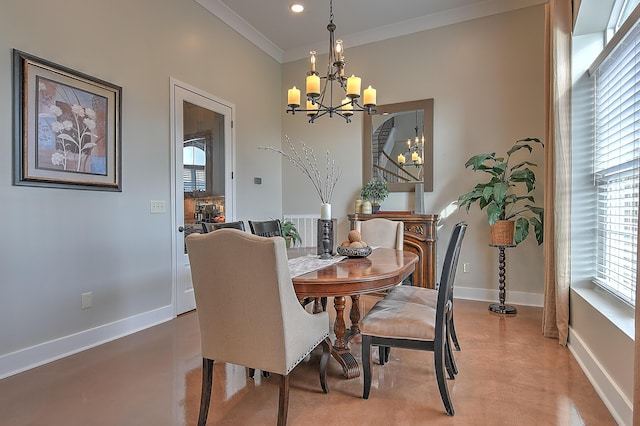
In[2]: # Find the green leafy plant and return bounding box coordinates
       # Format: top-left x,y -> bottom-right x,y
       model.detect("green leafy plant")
361,179 -> 389,205
281,220 -> 302,247
457,137 -> 544,245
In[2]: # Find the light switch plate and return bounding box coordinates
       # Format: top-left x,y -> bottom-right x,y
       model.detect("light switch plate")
81,292 -> 93,309
150,200 -> 165,214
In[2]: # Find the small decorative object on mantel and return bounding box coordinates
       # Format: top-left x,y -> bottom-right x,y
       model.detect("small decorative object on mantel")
457,138 -> 544,246
414,182 -> 425,214
361,179 -> 389,213
259,136 -> 341,219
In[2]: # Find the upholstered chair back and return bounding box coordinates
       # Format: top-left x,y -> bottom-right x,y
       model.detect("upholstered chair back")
186,229 -> 329,376
355,218 -> 404,250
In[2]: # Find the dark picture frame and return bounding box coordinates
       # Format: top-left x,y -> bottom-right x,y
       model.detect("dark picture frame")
13,50 -> 122,191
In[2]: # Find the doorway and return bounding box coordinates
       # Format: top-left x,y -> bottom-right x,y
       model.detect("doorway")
170,79 -> 235,315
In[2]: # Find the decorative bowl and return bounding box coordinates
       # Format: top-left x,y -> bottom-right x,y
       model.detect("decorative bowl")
337,245 -> 372,258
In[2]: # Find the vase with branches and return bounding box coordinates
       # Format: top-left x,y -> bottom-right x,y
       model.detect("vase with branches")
260,136 -> 341,219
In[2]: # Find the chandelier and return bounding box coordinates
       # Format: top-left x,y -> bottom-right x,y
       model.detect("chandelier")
286,0 -> 377,124
397,111 -> 424,168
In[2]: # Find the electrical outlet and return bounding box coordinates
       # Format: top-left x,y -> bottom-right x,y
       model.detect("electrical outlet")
81,292 -> 93,309
463,263 -> 471,273
150,200 -> 165,214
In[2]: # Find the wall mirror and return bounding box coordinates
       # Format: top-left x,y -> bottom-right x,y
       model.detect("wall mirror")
363,98 -> 433,192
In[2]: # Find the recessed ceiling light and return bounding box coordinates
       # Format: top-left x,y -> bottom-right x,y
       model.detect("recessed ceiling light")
290,4 -> 304,13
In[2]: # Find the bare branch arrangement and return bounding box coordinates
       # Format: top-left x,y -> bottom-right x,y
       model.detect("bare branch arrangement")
259,136 -> 341,204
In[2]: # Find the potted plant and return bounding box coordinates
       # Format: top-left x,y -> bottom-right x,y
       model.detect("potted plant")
361,179 -> 389,213
281,220 -> 302,248
457,137 -> 544,246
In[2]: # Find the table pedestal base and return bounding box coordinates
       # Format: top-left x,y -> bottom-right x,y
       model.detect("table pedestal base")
488,303 -> 517,315
331,350 -> 360,379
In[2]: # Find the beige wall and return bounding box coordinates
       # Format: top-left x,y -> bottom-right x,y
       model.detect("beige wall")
282,6 -> 546,302
0,0 -> 282,374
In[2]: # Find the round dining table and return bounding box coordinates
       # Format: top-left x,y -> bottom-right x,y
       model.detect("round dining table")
290,248 -> 419,379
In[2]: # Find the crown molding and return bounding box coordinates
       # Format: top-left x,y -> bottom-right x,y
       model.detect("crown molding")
195,0 -> 284,63
198,0 -> 547,64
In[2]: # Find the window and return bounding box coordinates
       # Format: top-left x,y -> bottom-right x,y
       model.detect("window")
183,142 -> 206,192
611,0 -> 640,35
592,11 -> 640,305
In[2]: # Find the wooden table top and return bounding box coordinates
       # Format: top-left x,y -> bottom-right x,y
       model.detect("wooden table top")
291,248 -> 419,298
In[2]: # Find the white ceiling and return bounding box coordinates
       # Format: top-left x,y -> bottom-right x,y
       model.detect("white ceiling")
196,0 -> 547,63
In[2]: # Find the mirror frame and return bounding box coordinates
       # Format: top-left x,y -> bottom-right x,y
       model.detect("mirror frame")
363,98 -> 433,192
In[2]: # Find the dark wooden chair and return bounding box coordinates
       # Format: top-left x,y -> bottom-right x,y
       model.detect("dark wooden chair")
383,221 -> 468,364
360,222 -> 467,416
248,219 -> 283,237
201,221 -> 245,233
202,220 -> 245,234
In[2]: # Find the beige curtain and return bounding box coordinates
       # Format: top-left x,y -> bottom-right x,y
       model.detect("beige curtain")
541,0 -> 572,345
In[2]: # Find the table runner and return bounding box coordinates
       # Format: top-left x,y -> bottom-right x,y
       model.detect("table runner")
288,254 -> 346,278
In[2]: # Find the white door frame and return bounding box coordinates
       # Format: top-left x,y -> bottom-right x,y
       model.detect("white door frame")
170,78 -> 236,315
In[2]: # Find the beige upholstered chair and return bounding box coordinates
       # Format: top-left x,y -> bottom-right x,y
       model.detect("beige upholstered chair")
186,229 -> 331,426
360,222 -> 467,416
354,218 -> 404,250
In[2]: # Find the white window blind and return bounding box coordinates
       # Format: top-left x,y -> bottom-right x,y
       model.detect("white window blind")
593,16 -> 640,305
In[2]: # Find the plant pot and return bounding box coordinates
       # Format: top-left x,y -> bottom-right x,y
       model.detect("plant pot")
490,220 -> 515,246
372,203 -> 380,213
285,236 -> 292,249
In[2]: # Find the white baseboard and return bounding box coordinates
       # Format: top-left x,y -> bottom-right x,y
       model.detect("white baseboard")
0,305 -> 174,380
567,328 -> 632,426
455,286 -> 544,307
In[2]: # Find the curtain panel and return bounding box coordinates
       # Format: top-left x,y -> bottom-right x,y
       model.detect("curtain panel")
542,0 -> 572,345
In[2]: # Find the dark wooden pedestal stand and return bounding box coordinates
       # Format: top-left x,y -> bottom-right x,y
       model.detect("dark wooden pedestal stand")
489,244 -> 517,315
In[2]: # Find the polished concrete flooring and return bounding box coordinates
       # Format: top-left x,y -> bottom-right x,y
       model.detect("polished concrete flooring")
0,298 -> 615,425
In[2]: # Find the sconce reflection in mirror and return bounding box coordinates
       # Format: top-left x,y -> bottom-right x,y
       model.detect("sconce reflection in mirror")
363,99 -> 433,193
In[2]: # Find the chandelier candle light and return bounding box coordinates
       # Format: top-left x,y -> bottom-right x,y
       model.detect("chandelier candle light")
286,0 -> 377,123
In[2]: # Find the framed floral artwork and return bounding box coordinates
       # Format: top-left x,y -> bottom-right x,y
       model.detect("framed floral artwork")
13,50 -> 122,191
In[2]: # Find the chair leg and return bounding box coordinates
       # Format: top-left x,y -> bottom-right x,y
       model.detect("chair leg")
362,335 -> 372,399
444,338 -> 456,380
319,338 -> 331,394
378,346 -> 386,366
198,358 -> 214,426
277,374 -> 290,426
248,368 -> 271,379
449,310 -> 461,351
377,346 -> 390,365
434,338 -> 455,416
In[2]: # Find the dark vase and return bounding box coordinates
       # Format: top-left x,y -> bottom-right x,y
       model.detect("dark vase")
371,204 -> 381,213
